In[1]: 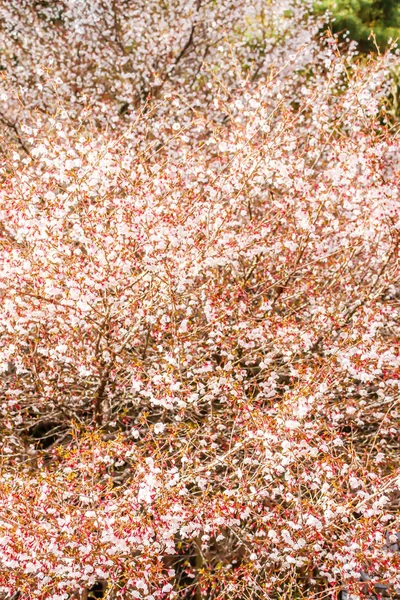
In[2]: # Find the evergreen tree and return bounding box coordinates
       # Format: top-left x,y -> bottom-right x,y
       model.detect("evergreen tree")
316,0 -> 400,51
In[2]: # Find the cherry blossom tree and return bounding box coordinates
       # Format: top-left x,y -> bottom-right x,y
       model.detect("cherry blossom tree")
0,1 -> 399,599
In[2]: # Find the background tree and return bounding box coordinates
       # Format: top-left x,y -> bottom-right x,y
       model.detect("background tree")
315,0 -> 400,51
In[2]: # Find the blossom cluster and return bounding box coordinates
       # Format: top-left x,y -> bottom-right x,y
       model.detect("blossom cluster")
0,1 -> 399,599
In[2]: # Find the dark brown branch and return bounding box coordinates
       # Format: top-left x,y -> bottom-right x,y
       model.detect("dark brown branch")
94,368 -> 111,427
0,111 -> 31,156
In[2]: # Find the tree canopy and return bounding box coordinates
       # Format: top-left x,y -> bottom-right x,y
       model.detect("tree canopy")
0,2 -> 399,599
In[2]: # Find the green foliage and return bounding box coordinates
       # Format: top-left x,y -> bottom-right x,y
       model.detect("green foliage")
315,0 -> 400,51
